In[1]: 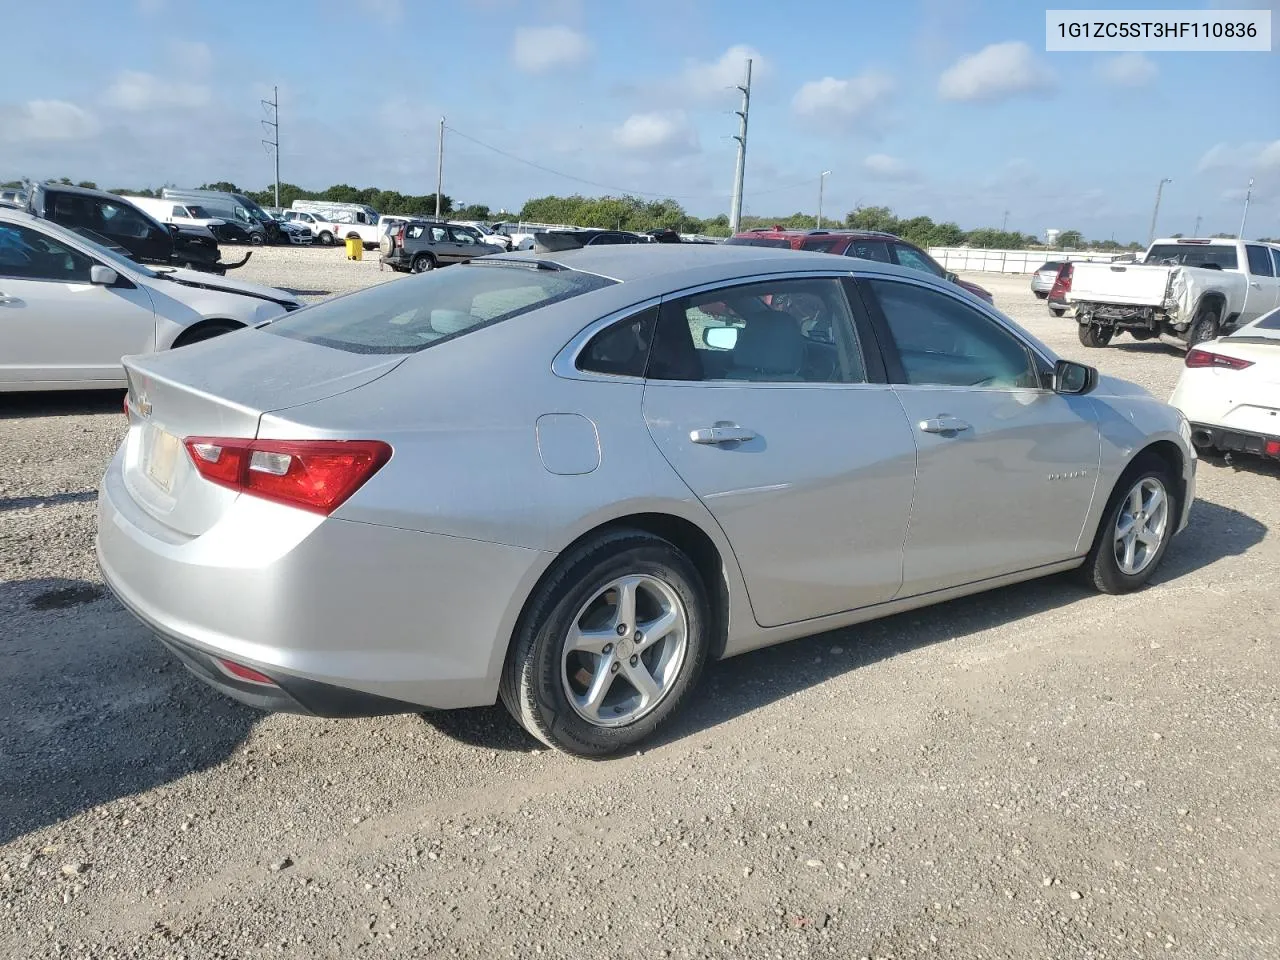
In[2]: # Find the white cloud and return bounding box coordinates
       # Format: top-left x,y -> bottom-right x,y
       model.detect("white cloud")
938,41 -> 1054,102
612,111 -> 698,154
862,153 -> 916,181
681,45 -> 766,100
1198,140 -> 1280,173
102,71 -> 211,111
792,71 -> 894,127
1096,53 -> 1157,87
168,40 -> 214,74
0,100 -> 100,143
511,25 -> 592,74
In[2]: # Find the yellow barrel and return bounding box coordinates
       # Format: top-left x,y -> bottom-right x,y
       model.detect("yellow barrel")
345,235 -> 363,260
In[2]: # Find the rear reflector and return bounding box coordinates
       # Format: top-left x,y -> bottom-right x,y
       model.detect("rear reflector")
1267,440 -> 1280,457
216,658 -> 277,685
183,437 -> 392,514
1185,349 -> 1253,370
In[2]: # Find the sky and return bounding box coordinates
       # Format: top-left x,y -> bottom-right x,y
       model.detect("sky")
1,0 -> 1277,242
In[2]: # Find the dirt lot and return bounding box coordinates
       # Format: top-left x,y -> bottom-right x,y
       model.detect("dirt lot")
1,252 -> 1277,960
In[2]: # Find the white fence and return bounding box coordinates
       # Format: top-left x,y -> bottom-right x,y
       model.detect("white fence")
928,247 -> 1128,275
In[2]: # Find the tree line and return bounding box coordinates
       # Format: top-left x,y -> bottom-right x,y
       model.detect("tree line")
13,178 -> 1269,248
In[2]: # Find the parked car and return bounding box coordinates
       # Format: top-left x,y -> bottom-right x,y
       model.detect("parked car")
282,210 -> 340,245
274,218 -> 314,246
1031,261 -> 1065,299
533,229 -> 648,252
95,243 -> 1195,756
727,228 -> 995,304
451,220 -> 514,250
0,208 -> 300,391
1169,306 -> 1280,460
162,188 -> 280,245
379,220 -> 504,271
26,182 -> 248,274
1069,237 -> 1280,349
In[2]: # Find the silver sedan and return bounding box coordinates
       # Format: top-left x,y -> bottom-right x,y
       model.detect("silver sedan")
97,245 -> 1196,755
1031,260 -> 1065,298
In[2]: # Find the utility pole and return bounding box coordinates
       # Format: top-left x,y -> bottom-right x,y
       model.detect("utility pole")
817,170 -> 831,228
1193,214 -> 1202,237
435,117 -> 445,219
260,85 -> 279,210
1147,177 -> 1172,246
1001,209 -> 1009,232
1239,178 -> 1254,239
728,58 -> 752,234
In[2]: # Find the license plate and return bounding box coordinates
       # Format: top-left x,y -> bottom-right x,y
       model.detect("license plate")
145,426 -> 181,493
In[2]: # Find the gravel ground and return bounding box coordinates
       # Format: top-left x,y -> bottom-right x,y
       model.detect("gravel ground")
2,253 -> 1278,960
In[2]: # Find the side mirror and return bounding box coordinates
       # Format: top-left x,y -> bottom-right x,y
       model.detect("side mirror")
945,271 -> 960,283
90,265 -> 118,286
703,326 -> 739,350
1053,359 -> 1097,395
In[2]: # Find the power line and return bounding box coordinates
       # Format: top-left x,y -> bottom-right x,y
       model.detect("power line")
442,123 -> 817,203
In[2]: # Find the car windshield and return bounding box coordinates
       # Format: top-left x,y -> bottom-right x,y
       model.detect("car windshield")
724,236 -> 791,248
264,262 -> 616,354
1231,306 -> 1280,339
1144,244 -> 1239,269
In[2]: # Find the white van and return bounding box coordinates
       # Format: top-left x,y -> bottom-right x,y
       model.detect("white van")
124,196 -> 226,242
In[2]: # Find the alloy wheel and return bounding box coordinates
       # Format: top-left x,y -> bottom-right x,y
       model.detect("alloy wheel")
1114,477 -> 1169,576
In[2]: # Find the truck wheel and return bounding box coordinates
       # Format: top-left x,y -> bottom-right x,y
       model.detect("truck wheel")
1186,307 -> 1220,348
1078,323 -> 1113,348
1050,306 -> 1067,317
318,231 -> 334,245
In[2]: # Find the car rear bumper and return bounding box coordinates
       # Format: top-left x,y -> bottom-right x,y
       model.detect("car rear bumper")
96,448 -> 549,714
1189,422 -> 1280,459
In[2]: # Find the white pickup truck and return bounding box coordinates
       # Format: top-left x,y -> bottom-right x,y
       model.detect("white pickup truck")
1069,238 -> 1280,349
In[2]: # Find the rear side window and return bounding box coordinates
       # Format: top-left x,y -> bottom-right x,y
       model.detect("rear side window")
842,239 -> 892,263
1245,244 -> 1274,277
265,263 -> 615,354
577,306 -> 658,377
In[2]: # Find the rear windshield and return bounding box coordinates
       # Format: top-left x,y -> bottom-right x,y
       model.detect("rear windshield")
724,236 -> 791,248
264,262 -> 616,354
1038,261 -> 1064,271
1144,244 -> 1238,270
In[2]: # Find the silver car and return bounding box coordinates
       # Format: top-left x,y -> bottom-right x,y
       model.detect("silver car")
1031,261 -> 1065,298
96,245 -> 1196,755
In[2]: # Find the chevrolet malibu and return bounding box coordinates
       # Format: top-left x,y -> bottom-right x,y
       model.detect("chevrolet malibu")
97,245 -> 1196,756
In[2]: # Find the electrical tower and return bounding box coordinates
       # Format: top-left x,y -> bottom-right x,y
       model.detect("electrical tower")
728,59 -> 752,234
261,86 -> 280,210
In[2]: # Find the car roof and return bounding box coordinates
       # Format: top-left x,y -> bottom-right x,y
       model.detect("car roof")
485,242 -> 924,284
733,228 -> 901,240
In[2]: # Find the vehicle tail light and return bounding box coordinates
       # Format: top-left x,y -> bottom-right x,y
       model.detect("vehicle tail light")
216,658 -> 277,686
1185,349 -> 1253,370
396,225 -> 406,247
1049,261 -> 1073,300
1266,440 -> 1280,457
183,437 -> 392,514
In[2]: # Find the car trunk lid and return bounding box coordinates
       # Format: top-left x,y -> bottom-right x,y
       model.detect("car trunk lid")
121,329 -> 404,536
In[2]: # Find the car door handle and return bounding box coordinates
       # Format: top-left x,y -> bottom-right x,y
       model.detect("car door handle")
918,416 -> 971,434
1250,280 -> 1261,288
690,425 -> 757,445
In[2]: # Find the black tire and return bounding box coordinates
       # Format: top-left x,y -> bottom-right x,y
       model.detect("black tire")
1049,306 -> 1066,317
318,231 -> 334,246
411,253 -> 435,273
1186,305 -> 1220,348
1034,291 -> 1048,300
1079,456 -> 1178,595
1078,323 -> 1113,347
500,530 -> 711,756
172,321 -> 241,348
249,234 -> 265,246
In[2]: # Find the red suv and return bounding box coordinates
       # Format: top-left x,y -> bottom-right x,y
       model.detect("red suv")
726,228 -> 994,304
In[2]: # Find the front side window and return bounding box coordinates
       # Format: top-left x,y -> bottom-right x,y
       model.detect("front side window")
265,263 -> 615,355
865,279 -> 1039,389
98,201 -> 159,240
0,222 -> 94,282
647,278 -> 867,384
893,244 -> 944,277
842,239 -> 892,263
577,306 -> 658,377
1245,244 -> 1275,277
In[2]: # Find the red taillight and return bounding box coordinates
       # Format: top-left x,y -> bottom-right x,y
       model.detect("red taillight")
1266,439 -> 1280,457
216,658 -> 276,685
183,437 -> 392,514
396,225 -> 406,246
1185,349 -> 1253,370
123,396 -> 130,416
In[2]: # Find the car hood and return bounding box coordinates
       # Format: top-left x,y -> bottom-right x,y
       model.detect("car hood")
150,267 -> 301,307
